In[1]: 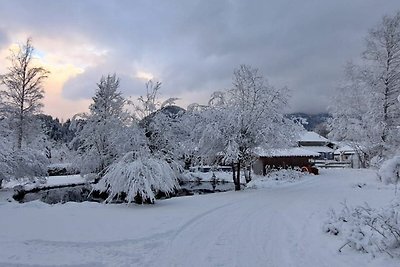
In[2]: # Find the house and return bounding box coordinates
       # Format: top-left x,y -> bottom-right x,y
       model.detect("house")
332,143 -> 362,168
298,131 -> 335,160
253,147 -> 320,175
334,144 -> 356,162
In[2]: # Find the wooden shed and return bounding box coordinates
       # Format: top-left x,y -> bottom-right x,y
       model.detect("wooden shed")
253,147 -> 320,175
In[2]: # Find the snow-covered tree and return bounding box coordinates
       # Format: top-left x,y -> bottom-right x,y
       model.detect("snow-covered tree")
0,117 -> 49,185
94,81 -> 182,204
195,65 -> 298,190
325,13 -> 400,259
0,39 -> 50,182
134,80 -> 184,166
0,38 -> 49,150
363,11 -> 400,149
134,80 -> 179,120
328,63 -> 379,167
329,12 -> 400,162
0,119 -> 14,187
178,103 -> 213,168
95,149 -> 179,204
378,156 -> 400,186
72,74 -> 129,175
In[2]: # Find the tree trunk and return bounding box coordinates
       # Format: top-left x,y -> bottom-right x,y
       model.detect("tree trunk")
235,161 -> 241,191
232,162 -> 236,186
245,165 -> 252,183
381,77 -> 390,144
17,112 -> 23,150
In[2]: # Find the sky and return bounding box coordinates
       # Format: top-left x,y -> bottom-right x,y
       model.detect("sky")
0,0 -> 399,120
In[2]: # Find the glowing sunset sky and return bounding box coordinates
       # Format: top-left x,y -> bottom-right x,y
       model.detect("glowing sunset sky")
0,0 -> 399,120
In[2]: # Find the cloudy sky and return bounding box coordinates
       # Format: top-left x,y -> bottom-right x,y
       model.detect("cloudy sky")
0,0 -> 399,120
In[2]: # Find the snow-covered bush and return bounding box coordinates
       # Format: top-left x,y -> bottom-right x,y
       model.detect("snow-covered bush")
0,142 -> 48,186
95,151 -> 179,204
246,169 -> 305,189
265,169 -> 304,181
47,162 -> 78,176
324,202 -> 400,258
0,136 -> 14,187
12,147 -> 49,181
378,156 -> 400,185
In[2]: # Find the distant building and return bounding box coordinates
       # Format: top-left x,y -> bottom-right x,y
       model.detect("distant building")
333,143 -> 360,168
253,131 -> 359,173
298,131 -> 335,160
334,144 -> 356,162
253,147 -> 320,175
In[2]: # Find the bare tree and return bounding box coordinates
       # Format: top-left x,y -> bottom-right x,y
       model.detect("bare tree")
329,12 -> 400,161
134,80 -> 162,120
0,38 -> 49,149
134,80 -> 178,120
363,11 -> 400,150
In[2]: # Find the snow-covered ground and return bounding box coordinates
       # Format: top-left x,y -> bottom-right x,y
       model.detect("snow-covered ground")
0,169 -> 398,267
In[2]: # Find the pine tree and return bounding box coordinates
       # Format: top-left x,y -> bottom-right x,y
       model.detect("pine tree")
72,74 -> 128,175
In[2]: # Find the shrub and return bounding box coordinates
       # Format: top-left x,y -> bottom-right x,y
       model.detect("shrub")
324,201 -> 400,258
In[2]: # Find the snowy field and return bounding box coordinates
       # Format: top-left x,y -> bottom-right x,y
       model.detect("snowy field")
0,169 -> 398,267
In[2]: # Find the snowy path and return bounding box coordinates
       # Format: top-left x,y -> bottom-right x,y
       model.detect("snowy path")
0,169 -> 398,267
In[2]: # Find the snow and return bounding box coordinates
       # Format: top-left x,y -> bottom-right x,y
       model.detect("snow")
301,145 -> 334,153
247,169 -> 307,188
0,169 -> 398,266
378,156 -> 400,185
47,163 -> 73,169
45,175 -> 85,187
255,147 -> 320,157
299,131 -> 330,143
334,144 -> 356,154
2,174 -> 85,190
182,171 -> 234,182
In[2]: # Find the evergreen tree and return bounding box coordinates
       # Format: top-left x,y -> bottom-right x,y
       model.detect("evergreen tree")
72,74 -> 128,175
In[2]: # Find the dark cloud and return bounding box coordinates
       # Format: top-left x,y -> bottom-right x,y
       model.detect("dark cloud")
1,0 -> 400,114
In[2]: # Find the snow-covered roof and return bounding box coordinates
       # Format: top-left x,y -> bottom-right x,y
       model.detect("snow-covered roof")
301,146 -> 334,153
334,145 -> 356,154
255,147 -> 320,158
298,131 -> 330,143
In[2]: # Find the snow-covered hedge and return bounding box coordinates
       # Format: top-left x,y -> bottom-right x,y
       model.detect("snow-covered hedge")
378,156 -> 400,185
95,152 -> 179,204
324,202 -> 400,258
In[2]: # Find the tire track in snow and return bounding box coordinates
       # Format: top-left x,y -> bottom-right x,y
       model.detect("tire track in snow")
5,230 -> 176,267
7,196 -> 251,267
154,193 -> 273,267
